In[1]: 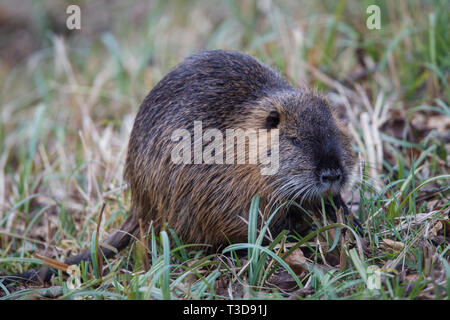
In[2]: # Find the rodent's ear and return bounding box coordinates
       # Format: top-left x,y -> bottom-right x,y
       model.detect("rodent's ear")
265,110 -> 280,129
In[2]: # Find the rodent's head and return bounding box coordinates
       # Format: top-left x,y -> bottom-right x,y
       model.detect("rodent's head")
252,91 -> 357,204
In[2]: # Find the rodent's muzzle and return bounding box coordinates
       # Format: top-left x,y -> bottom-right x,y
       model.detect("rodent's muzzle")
317,167 -> 343,195
319,168 -> 342,184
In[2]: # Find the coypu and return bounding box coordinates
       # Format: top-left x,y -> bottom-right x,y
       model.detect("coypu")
2,50 -> 361,286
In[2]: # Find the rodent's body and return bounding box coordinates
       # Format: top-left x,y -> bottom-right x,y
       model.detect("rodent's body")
124,50 -> 356,248
3,50 -> 359,285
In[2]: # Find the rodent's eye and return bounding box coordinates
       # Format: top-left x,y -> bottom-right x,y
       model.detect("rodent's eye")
291,137 -> 302,147
265,110 -> 280,129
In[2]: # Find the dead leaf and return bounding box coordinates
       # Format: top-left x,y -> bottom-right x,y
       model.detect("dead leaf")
430,221 -> 443,237
427,115 -> 450,136
405,273 -> 420,283
440,219 -> 450,233
285,248 -> 308,276
324,253 -> 340,267
381,239 -> 405,254
268,270 -> 299,291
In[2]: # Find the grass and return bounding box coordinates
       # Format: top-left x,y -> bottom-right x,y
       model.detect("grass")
0,0 -> 449,300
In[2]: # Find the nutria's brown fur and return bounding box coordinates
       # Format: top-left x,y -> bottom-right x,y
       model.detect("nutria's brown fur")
122,49 -> 357,247
2,50 -> 360,286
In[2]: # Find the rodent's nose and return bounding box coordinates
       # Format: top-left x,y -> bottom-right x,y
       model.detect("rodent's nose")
320,168 -> 342,184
